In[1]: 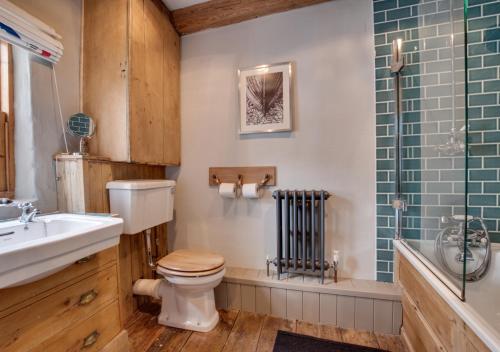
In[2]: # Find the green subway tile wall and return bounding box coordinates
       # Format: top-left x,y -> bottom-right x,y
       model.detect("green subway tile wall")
373,0 -> 500,282
467,0 -> 500,245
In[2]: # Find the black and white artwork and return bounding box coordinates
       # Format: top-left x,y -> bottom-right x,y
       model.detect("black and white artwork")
246,72 -> 283,125
238,62 -> 292,134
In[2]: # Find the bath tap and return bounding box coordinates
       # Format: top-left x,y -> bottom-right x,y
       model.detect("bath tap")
435,127 -> 465,156
435,215 -> 491,281
440,215 -> 489,249
456,249 -> 475,263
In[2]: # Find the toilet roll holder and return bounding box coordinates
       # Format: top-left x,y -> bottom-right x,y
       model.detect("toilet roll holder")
212,174 -> 242,188
257,174 -> 271,189
209,166 -> 276,188
212,173 -> 271,190
211,168 -> 273,198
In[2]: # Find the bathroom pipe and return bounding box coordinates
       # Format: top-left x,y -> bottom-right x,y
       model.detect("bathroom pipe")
132,278 -> 163,300
145,228 -> 156,271
133,228 -> 162,299
390,39 -> 406,239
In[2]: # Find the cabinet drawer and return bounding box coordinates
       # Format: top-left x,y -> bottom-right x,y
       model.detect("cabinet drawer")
0,265 -> 118,352
32,300 -> 121,352
0,247 -> 117,317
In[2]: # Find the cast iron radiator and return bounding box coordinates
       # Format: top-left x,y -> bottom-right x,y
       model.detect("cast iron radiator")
271,190 -> 331,283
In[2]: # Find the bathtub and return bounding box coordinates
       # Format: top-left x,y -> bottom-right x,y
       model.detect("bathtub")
394,239 -> 500,351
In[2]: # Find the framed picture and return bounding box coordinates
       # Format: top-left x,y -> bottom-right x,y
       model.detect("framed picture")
238,62 -> 292,134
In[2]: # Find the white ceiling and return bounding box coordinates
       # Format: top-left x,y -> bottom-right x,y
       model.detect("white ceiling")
162,0 -> 207,10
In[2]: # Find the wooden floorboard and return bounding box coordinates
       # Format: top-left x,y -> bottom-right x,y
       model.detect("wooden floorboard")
147,327 -> 192,352
376,333 -> 406,352
126,306 -> 165,352
256,315 -> 296,352
181,310 -> 239,352
318,323 -> 343,342
127,305 -> 405,352
295,320 -> 320,337
221,311 -> 265,352
341,328 -> 381,349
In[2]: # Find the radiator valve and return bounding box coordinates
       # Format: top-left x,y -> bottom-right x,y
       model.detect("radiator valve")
266,255 -> 271,277
332,250 -> 340,283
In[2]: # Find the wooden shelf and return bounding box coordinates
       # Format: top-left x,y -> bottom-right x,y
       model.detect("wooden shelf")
208,166 -> 276,187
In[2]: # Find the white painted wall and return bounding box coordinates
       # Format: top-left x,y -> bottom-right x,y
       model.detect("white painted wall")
169,0 -> 377,280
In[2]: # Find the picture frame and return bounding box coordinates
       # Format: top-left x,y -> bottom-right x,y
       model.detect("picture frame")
238,62 -> 293,134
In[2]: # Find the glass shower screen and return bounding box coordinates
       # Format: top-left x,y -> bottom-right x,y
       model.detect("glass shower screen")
396,0 -> 468,298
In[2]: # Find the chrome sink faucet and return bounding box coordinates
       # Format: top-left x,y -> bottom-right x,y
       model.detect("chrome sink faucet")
17,202 -> 40,223
0,198 -> 41,224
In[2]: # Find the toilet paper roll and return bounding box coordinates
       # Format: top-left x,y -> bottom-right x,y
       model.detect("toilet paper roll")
242,183 -> 263,199
219,183 -> 237,198
133,279 -> 163,300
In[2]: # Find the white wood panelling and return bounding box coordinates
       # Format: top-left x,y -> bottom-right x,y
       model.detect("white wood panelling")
271,288 -> 287,318
256,286 -> 271,314
286,290 -> 303,320
374,299 -> 393,334
392,301 -> 403,334
214,282 -> 228,309
213,277 -> 402,335
224,267 -> 401,301
227,283 -> 241,309
302,292 -> 319,323
337,296 -> 355,328
355,297 -> 374,331
319,293 -> 337,325
241,285 -> 256,312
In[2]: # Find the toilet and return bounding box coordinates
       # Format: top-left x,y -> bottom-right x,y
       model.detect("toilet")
107,180 -> 225,332
155,249 -> 225,332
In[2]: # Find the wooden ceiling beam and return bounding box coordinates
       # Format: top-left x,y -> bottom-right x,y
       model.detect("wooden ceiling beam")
171,0 -> 332,35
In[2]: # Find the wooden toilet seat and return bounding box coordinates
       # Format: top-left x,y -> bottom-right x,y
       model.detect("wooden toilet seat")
157,249 -> 225,277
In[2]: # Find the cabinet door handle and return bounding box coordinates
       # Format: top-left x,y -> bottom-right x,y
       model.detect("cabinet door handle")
75,255 -> 95,264
79,289 -> 98,305
82,330 -> 100,348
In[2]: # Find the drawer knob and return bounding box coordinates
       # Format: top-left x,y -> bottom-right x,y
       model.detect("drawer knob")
79,289 -> 98,305
82,330 -> 100,348
75,255 -> 95,264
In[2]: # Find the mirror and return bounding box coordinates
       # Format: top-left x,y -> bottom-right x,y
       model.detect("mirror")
67,113 -> 96,155
0,1 -> 67,218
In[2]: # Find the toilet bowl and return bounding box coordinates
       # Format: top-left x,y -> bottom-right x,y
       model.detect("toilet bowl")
134,249 -> 225,332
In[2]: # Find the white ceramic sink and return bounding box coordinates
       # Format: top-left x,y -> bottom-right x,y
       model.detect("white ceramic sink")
0,213 -> 123,288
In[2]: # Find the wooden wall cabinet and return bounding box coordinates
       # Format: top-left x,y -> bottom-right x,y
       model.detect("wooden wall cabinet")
82,0 -> 180,165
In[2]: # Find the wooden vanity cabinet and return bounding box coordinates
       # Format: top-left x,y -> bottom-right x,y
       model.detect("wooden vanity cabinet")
82,0 -> 180,165
0,247 -> 124,352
